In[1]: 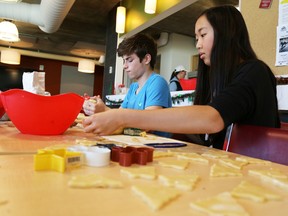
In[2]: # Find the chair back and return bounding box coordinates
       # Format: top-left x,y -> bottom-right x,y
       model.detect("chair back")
281,122 -> 288,130
224,124 -> 288,165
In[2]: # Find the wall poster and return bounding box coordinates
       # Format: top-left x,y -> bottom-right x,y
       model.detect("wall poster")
276,0 -> 288,66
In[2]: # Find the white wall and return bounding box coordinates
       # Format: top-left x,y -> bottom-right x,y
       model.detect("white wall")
114,33 -> 198,87
158,33 -> 198,82
115,36 -> 124,90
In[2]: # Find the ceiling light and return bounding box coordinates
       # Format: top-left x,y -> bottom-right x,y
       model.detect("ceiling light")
145,0 -> 157,14
116,5 -> 126,33
0,20 -> 20,42
0,0 -> 22,2
78,59 -> 95,73
0,49 -> 21,65
98,55 -> 105,64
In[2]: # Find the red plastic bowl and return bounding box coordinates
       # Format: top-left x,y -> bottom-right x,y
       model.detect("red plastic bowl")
0,89 -> 84,135
0,93 -> 5,118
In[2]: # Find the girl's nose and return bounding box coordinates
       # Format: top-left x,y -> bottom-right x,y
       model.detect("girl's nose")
196,40 -> 201,49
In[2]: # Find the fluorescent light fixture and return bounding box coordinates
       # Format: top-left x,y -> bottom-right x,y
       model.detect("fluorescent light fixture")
0,20 -> 20,42
0,49 -> 21,65
78,59 -> 95,73
145,0 -> 157,14
0,0 -> 22,3
98,55 -> 105,64
0,0 -> 22,2
115,6 -> 126,33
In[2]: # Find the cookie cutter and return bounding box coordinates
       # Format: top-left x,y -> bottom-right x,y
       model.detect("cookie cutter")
111,146 -> 154,167
68,145 -> 111,167
34,148 -> 83,173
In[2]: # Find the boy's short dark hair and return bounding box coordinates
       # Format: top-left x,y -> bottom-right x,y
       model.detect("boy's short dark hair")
117,33 -> 157,69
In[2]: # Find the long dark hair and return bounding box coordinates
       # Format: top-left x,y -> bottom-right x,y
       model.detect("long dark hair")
169,70 -> 179,81
194,5 -> 257,105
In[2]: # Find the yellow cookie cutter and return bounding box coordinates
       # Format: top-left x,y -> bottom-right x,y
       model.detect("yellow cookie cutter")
34,148 -> 83,173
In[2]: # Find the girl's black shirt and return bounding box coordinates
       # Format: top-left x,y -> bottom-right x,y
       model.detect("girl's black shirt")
208,60 -> 280,149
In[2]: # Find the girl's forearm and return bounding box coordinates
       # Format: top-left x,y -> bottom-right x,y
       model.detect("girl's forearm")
121,106 -> 224,134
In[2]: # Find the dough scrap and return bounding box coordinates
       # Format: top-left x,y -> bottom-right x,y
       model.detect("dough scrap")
120,166 -> 156,180
219,158 -> 248,170
235,156 -> 271,165
158,174 -> 199,190
201,150 -> 229,159
190,192 -> 249,216
131,185 -> 181,211
249,168 -> 288,191
210,164 -> 243,177
68,174 -> 123,188
153,151 -> 174,158
231,180 -> 282,202
157,159 -> 189,170
177,152 -> 209,164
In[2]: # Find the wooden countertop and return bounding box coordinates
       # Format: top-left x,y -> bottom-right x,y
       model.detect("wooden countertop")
0,121 -> 288,216
0,121 -> 100,154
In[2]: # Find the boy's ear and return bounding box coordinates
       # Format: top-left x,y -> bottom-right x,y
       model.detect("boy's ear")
144,54 -> 151,65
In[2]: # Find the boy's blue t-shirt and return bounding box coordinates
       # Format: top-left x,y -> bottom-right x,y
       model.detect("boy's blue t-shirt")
121,73 -> 172,137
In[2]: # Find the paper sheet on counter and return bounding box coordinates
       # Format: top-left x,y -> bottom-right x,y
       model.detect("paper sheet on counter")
102,134 -> 185,146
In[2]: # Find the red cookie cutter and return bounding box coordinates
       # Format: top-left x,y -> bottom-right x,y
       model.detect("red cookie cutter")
111,146 -> 154,167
